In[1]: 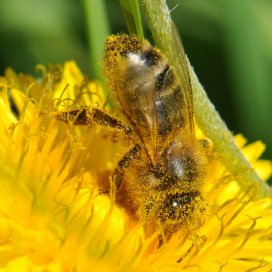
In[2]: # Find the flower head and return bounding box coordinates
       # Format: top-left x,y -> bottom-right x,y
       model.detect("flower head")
0,62 -> 272,271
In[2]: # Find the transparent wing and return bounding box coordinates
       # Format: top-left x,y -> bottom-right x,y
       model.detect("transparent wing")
113,51 -> 188,163
169,23 -> 195,136
104,33 -> 195,164
113,56 -> 159,163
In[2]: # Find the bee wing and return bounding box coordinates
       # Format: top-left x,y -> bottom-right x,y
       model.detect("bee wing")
169,23 -> 195,136
105,33 -> 195,163
114,51 -> 190,163
114,56 -> 160,162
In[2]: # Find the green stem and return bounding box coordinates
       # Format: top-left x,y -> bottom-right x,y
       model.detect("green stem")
82,0 -> 109,79
119,0 -> 144,37
140,0 -> 271,199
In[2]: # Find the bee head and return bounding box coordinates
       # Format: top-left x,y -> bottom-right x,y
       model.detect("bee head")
158,191 -> 198,220
157,191 -> 206,237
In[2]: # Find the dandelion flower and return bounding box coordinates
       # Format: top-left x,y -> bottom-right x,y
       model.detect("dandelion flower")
0,61 -> 272,271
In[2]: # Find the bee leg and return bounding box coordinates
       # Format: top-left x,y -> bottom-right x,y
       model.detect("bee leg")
53,107 -> 131,135
112,144 -> 141,190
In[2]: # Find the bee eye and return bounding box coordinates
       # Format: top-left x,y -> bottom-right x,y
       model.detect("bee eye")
159,191 -> 199,221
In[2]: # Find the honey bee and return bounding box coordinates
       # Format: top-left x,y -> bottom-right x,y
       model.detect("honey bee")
55,33 -> 208,240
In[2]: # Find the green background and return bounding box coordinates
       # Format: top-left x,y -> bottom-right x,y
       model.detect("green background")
0,0 -> 271,162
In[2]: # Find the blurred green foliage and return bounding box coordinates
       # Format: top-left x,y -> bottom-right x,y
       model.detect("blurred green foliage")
0,0 -> 271,161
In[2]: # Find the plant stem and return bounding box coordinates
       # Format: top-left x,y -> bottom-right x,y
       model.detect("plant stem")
140,0 -> 271,199
119,0 -> 144,37
82,0 -> 109,79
